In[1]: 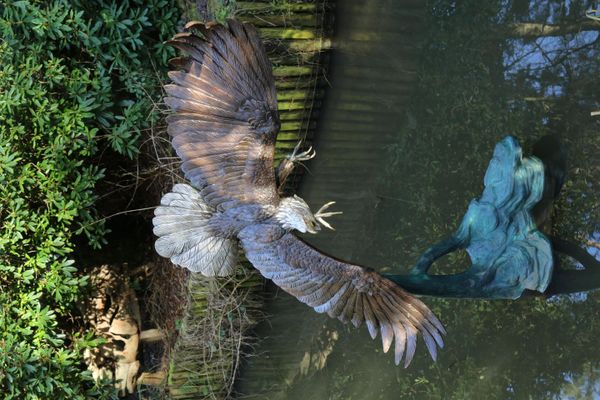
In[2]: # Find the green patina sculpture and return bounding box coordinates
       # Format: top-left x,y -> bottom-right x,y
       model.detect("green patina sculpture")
386,136 -> 555,299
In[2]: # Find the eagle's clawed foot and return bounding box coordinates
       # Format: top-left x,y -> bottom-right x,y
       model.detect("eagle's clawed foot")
288,141 -> 316,163
315,201 -> 343,230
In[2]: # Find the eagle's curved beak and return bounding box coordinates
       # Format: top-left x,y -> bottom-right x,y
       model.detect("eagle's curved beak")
307,223 -> 321,234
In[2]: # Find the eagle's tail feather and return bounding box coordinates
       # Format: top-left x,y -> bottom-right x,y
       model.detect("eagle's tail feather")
153,183 -> 238,276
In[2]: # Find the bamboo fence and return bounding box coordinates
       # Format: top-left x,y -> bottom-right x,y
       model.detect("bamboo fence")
164,1 -> 333,399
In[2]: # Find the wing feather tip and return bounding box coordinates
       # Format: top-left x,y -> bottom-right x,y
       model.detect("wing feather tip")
380,323 -> 393,354
366,320 -> 378,340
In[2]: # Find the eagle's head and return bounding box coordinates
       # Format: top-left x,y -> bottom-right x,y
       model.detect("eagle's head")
276,195 -> 342,234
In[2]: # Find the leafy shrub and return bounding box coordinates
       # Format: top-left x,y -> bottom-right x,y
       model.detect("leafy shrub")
0,0 -> 180,398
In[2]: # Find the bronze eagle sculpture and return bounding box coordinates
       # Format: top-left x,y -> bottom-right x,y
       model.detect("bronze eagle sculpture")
152,19 -> 445,367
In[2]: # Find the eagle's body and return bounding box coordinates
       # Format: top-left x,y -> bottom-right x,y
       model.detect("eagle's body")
153,19 -> 446,366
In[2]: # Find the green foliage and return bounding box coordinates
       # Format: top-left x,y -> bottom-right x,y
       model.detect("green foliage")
183,0 -> 237,23
210,0 -> 237,23
0,0 -> 180,398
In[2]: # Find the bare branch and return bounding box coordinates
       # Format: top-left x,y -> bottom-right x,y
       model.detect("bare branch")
505,20 -> 600,39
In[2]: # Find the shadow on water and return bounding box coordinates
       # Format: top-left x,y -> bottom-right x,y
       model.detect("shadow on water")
237,0 -> 600,399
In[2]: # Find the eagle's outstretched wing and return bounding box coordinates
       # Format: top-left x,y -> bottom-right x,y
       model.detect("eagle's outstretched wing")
239,225 -> 446,367
165,20 -> 280,211
161,19 -> 447,365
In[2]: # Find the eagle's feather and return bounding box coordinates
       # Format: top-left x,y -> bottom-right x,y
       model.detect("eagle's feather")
165,20 -> 280,211
155,19 -> 446,367
239,225 -> 445,366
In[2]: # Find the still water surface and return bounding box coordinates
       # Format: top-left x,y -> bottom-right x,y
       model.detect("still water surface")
238,1 -> 600,398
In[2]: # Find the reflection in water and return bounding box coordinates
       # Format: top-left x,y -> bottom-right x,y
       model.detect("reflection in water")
237,0 -> 600,398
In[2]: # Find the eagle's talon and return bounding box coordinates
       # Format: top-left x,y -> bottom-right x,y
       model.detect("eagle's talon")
287,141 -> 316,163
315,201 -> 343,230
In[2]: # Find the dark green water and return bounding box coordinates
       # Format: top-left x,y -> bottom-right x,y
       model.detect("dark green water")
237,1 -> 600,398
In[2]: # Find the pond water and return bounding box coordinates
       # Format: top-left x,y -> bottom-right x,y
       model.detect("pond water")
237,0 -> 600,398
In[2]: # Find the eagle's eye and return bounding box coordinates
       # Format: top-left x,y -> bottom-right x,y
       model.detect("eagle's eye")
305,219 -> 320,233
